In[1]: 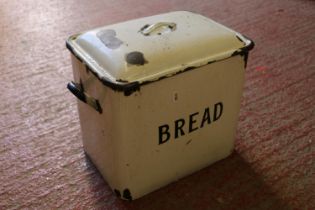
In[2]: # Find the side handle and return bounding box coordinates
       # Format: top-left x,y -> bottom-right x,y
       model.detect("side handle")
67,81 -> 102,113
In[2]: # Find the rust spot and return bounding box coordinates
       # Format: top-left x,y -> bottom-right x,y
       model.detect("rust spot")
126,51 -> 147,65
123,189 -> 132,201
97,29 -> 123,49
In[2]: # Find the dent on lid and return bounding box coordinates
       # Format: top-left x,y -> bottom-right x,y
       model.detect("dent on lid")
67,11 -> 252,84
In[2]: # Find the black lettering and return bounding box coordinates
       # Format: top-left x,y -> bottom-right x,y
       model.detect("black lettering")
158,124 -> 170,144
214,102 -> 223,121
200,107 -> 211,128
189,112 -> 199,133
175,119 -> 185,138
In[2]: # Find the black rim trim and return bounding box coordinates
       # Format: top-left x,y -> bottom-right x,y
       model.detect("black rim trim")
66,35 -> 254,96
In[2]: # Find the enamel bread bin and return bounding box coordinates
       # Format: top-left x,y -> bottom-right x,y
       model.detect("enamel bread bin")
66,11 -> 254,200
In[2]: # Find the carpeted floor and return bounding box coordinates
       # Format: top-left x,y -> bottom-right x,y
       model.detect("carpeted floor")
0,0 -> 314,209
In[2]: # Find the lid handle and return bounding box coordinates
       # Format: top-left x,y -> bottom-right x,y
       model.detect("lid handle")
140,22 -> 176,36
67,81 -> 102,113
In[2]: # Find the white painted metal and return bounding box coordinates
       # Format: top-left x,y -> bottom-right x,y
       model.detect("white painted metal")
67,11 -> 250,84
67,11 -> 253,200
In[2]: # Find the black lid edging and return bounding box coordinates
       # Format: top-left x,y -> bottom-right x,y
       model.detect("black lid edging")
232,35 -> 254,68
232,35 -> 255,56
66,35 -> 254,96
67,39 -> 141,96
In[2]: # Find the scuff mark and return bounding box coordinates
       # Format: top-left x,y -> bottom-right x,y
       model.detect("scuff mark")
97,29 -> 123,49
186,139 -> 192,145
126,51 -> 147,65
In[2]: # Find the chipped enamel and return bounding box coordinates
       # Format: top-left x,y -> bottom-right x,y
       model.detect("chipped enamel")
67,11 -> 250,84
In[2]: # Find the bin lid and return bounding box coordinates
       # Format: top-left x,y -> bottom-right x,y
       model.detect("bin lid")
66,11 -> 254,95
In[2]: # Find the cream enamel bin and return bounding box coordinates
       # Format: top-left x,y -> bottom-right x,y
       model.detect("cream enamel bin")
66,11 -> 254,200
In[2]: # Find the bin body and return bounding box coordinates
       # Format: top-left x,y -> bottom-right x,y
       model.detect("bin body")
66,11 -> 254,200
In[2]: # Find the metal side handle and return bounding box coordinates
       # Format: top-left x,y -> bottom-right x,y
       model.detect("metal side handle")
67,81 -> 102,113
